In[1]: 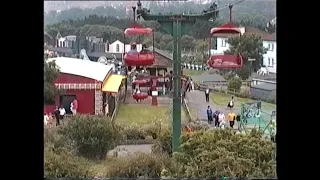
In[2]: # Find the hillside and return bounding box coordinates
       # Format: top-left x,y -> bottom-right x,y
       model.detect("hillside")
44,1 -> 276,26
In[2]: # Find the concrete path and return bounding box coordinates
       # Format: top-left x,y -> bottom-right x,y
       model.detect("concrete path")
185,90 -> 240,129
108,144 -> 153,157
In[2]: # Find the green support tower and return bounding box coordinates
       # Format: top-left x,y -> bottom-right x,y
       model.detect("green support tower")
136,0 -> 219,152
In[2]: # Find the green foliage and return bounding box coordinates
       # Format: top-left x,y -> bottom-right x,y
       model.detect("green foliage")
45,2 -> 276,34
226,34 -> 267,70
106,152 -> 172,178
228,76 -> 242,92
172,129 -> 276,178
44,58 -> 60,104
58,115 -> 120,160
44,144 -> 92,178
235,65 -> 251,80
152,128 -> 172,155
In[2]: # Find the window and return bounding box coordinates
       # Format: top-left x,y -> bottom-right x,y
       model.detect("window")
268,43 -> 274,51
221,39 -> 227,47
268,58 -> 274,67
116,44 -> 120,52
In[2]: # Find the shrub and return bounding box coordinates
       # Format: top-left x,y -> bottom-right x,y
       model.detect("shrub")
152,128 -> 172,155
122,125 -> 146,140
106,152 -> 172,178
58,115 -> 119,160
44,143 -> 92,178
239,88 -> 251,98
172,129 -> 276,178
227,76 -> 242,92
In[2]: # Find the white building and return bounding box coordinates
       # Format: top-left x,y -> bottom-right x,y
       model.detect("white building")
210,27 -> 276,73
105,40 -> 142,53
56,35 -> 77,48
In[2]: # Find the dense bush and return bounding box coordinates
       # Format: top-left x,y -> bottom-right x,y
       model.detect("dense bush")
172,129 -> 276,178
44,143 -> 92,178
228,76 -> 242,92
106,152 -> 172,178
58,115 -> 120,160
152,128 -> 172,155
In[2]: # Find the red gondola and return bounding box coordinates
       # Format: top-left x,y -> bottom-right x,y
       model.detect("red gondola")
208,23 -> 243,69
124,24 -> 155,66
132,79 -> 148,85
133,92 -> 149,100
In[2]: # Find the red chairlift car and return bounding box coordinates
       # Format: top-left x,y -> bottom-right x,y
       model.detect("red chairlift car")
123,24 -> 155,66
208,23 -> 243,69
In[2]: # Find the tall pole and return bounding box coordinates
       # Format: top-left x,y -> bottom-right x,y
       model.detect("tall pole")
172,19 -> 182,152
138,0 -> 219,153
228,4 -> 233,23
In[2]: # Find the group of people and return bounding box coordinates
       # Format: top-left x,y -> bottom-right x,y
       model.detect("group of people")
44,99 -> 78,127
128,43 -> 149,54
44,106 -> 66,127
206,106 -> 238,129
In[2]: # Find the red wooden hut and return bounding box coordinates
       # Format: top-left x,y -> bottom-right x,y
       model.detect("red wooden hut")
45,57 -> 125,115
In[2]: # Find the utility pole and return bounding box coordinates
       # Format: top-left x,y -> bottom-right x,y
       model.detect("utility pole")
137,0 -> 219,152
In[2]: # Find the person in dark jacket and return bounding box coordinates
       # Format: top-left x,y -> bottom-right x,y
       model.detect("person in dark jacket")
53,106 -> 60,126
206,106 -> 213,124
214,109 -> 220,128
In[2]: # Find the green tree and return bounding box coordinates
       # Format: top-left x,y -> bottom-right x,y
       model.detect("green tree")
226,34 -> 267,70
235,65 -> 251,80
181,35 -> 195,50
227,76 -> 242,92
173,129 -> 276,178
44,58 -> 60,105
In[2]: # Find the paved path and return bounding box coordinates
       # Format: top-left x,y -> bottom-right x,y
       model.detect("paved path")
185,90 -> 241,129
108,144 -> 153,157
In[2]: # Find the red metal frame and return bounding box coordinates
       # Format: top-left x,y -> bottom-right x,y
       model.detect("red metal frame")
123,24 -> 155,67
208,23 -> 243,69
210,23 -> 241,34
207,54 -> 243,69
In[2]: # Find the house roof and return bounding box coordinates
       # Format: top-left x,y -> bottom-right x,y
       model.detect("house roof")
47,47 -> 74,54
190,74 -> 226,82
86,51 -> 115,59
47,57 -> 113,82
147,46 -> 173,61
212,26 -> 275,41
251,82 -> 276,91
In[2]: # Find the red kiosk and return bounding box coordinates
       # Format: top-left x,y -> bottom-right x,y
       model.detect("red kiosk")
207,23 -> 243,69
124,24 -> 158,106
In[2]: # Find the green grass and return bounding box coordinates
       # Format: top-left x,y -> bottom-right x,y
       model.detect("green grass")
116,104 -> 188,126
210,92 -> 276,112
183,70 -> 204,76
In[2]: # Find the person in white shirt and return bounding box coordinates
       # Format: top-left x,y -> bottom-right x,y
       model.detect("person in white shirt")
44,113 -> 49,126
190,79 -> 194,92
59,106 -> 66,125
218,112 -> 226,129
70,102 -> 74,114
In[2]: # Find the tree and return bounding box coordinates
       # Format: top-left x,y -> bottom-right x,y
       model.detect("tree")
44,58 -> 60,105
181,35 -> 195,50
227,76 -> 242,92
173,129 -> 276,178
226,34 -> 267,70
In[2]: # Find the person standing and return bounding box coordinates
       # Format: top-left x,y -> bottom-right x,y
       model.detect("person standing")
54,106 -> 60,126
205,88 -> 210,102
213,110 -> 220,128
228,111 -> 236,128
218,111 -> 226,129
227,96 -> 234,110
206,106 -> 213,124
44,113 -> 49,126
71,98 -> 78,115
59,106 -> 66,125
